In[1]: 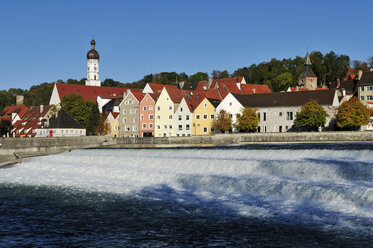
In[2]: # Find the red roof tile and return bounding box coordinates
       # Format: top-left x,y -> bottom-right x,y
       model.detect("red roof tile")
147,83 -> 179,94
241,84 -> 271,94
0,104 -> 29,119
22,105 -> 53,120
56,83 -> 133,102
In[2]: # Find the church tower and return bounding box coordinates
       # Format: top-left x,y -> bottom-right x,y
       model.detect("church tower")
298,52 -> 317,90
85,38 -> 101,86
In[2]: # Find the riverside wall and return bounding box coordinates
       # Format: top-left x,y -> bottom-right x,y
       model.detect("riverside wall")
1,131 -> 373,161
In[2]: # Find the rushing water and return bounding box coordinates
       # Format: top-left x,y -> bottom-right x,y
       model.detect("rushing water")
0,143 -> 372,247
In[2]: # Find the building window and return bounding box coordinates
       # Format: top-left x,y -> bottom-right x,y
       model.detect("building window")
361,86 -> 365,91
229,102 -> 232,106
133,126 -> 137,131
157,115 -> 160,120
286,112 -> 293,120
367,95 -> 373,100
186,115 -> 190,120
179,125 -> 182,131
210,114 -> 214,119
135,109 -> 138,114
169,125 -> 172,129
164,125 -> 167,129
169,105 -> 172,110
204,103 -> 207,108
361,96 -> 365,101
368,86 -> 373,91
203,114 -> 207,120
196,114 -> 200,120
203,127 -> 208,133
128,99 -> 132,104
125,101 -> 128,105
180,107 -> 183,112
143,106 -> 147,111
125,126 -> 130,131
123,109 -> 127,114
186,124 -> 190,130
149,123 -> 153,128
149,114 -> 154,120
263,112 -> 266,121
279,112 -> 282,117
142,123 -> 146,128
157,106 -> 160,111
133,118 -> 137,123
140,114 -> 144,120
157,125 -> 160,130
169,115 -> 172,120
211,127 -> 214,132
149,106 -> 153,111
123,118 -> 127,123
178,115 -> 182,121
130,109 -> 134,114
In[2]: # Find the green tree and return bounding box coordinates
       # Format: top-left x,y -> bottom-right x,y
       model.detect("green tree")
212,110 -> 232,133
60,94 -> 97,134
189,72 -> 208,82
272,72 -> 293,92
295,100 -> 329,131
235,107 -> 259,132
336,97 -> 371,130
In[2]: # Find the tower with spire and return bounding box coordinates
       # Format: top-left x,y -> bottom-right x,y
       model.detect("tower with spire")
85,38 -> 101,86
298,52 -> 317,90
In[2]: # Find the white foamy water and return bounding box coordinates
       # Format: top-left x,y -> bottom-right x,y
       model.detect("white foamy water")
1,147 -> 373,235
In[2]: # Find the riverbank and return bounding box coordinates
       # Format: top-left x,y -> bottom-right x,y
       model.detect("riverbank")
1,131 -> 373,167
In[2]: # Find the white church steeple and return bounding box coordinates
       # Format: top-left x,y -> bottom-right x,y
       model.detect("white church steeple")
85,37 -> 101,86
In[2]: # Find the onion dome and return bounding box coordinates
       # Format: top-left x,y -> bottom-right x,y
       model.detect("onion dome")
87,38 -> 100,60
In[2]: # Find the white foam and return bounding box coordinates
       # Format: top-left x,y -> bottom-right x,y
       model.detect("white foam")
1,148 -> 372,233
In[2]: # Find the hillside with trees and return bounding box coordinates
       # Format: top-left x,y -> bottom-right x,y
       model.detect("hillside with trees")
1,51 -> 372,114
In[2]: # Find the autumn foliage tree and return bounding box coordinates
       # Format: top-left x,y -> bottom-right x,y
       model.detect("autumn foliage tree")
336,97 -> 371,130
295,100 -> 329,131
212,110 -> 232,133
235,107 -> 259,132
95,114 -> 111,135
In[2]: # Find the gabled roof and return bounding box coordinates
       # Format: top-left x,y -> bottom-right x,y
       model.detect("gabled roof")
329,79 -> 358,95
22,105 -> 53,120
146,83 -> 179,94
131,91 -> 145,102
207,98 -> 221,109
241,84 -> 271,94
111,112 -> 119,119
165,87 -> 184,103
48,109 -> 84,129
356,71 -> 373,87
55,83 -> 131,102
233,89 -> 337,108
183,91 -> 208,112
12,119 -> 41,137
299,67 -> 317,78
0,104 -> 29,120
210,77 -> 244,88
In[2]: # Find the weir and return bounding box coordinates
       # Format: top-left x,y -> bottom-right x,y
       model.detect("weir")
1,131 -> 373,165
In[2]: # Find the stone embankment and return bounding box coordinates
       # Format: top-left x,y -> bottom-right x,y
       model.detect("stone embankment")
1,131 -> 372,166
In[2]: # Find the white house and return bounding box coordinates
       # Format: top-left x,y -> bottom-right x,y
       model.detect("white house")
215,93 -> 244,131
174,98 -> 193,137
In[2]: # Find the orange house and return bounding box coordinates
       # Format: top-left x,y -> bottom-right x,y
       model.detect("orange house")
139,93 -> 158,137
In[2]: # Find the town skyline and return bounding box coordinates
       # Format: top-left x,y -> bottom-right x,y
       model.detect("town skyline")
1,0 -> 372,91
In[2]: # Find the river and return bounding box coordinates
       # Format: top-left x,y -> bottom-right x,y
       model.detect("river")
0,143 -> 372,247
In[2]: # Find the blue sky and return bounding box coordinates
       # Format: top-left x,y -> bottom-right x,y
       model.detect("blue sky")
1,0 -> 372,90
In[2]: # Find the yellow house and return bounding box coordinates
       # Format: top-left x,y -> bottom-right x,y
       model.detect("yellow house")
111,114 -> 120,138
154,87 -> 183,137
193,98 -> 220,135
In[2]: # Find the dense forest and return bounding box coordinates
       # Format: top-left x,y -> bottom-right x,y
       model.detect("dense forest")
1,51 -> 372,113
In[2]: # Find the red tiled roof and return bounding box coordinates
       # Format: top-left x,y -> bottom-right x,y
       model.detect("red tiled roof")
131,91 -> 145,102
111,112 -> 119,119
165,87 -> 184,103
344,68 -> 356,81
0,104 -> 29,119
210,77 -> 244,88
12,119 -> 40,137
147,83 -> 179,94
55,83 -> 132,102
288,87 -> 328,92
22,105 -> 53,120
241,84 -> 271,94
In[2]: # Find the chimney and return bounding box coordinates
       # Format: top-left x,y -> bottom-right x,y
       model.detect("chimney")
40,105 -> 44,113
252,88 -> 256,94
336,79 -> 340,88
341,88 -> 346,96
16,95 -> 24,105
358,70 -> 363,80
207,78 -> 213,88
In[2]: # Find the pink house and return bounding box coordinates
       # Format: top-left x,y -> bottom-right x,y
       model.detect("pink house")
139,93 -> 158,137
